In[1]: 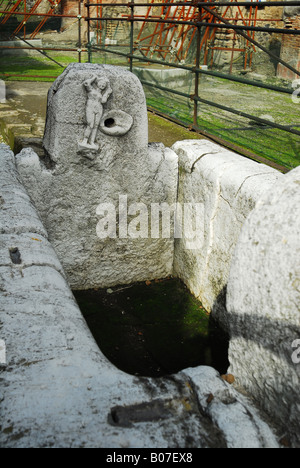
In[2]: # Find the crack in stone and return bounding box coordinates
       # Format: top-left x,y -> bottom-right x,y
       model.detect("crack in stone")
190,151 -> 220,173
234,172 -> 278,199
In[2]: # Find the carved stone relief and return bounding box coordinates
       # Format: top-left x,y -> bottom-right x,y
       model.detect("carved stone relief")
78,74 -> 133,158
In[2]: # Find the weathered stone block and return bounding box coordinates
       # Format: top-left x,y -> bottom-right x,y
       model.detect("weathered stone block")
171,140 -> 282,323
0,143 -> 281,448
0,144 -> 47,237
226,165 -> 300,446
17,64 -> 178,290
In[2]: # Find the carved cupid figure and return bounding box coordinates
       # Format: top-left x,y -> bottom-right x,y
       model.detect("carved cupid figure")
79,75 -> 112,152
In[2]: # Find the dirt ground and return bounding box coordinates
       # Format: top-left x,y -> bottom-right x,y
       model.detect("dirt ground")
1,77 -> 299,170
1,80 -> 204,150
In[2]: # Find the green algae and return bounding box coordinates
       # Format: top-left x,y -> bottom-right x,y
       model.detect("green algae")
73,277 -> 229,378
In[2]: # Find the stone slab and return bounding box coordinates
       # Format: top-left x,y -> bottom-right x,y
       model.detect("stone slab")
17,64 -> 178,290
226,165 -> 300,447
0,143 -> 280,448
172,139 -> 283,325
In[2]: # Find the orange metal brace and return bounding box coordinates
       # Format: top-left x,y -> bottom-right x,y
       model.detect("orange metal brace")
136,0 -> 157,43
91,0 -> 261,68
31,0 -> 63,39
13,0 -> 45,36
1,0 -> 23,25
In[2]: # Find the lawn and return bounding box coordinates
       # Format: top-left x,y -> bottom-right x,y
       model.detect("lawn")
0,53 -> 299,171
144,79 -> 300,171
0,54 -> 75,81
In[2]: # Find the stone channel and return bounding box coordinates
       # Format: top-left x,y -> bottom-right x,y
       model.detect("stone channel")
0,64 -> 299,448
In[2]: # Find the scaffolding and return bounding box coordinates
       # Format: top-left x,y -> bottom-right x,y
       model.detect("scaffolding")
0,1 -> 299,73
0,1 -> 299,172
0,0 -> 65,40
0,0 -> 84,64
0,1 -> 288,70
123,0 -> 261,71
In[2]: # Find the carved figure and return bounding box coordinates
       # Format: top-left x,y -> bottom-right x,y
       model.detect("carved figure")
79,75 -> 112,151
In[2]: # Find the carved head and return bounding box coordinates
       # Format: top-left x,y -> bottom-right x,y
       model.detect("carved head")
96,76 -> 110,91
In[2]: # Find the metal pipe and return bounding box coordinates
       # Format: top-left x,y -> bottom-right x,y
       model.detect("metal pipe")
24,0 -> 26,40
2,5 -> 298,32
78,0 -> 82,63
129,0 -> 134,72
211,47 -> 245,51
0,10 -> 80,18
0,46 -> 86,51
14,35 -> 65,68
194,5 -> 201,127
201,5 -> 300,76
87,2 -> 300,7
0,0 -> 22,25
85,16 -> 300,35
212,18 -> 283,22
87,0 -> 92,63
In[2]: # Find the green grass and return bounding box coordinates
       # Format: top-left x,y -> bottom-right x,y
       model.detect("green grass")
0,54 -> 74,81
1,53 -> 299,170
198,114 -> 300,171
0,53 -> 128,80
146,90 -> 300,171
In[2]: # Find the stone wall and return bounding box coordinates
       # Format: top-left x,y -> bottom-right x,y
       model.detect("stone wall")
171,140 -> 283,327
0,40 -> 43,57
26,0 -> 50,15
60,0 -> 97,40
226,165 -> 300,447
277,9 -> 300,81
2,64 -> 300,446
0,144 -> 279,448
16,64 -> 178,290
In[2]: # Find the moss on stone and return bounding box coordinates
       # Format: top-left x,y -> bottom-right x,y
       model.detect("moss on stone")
73,278 -> 229,378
